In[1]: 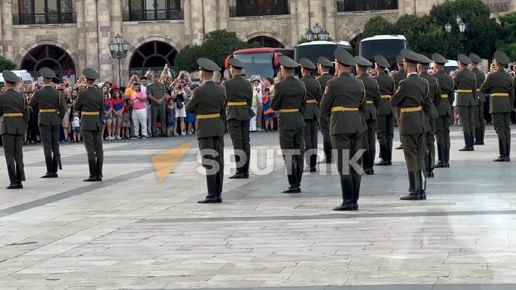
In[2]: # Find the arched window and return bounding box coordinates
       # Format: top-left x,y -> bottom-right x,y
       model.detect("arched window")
248,36 -> 285,48
129,41 -> 178,76
125,0 -> 183,21
20,45 -> 76,78
230,0 -> 290,17
15,0 -> 75,25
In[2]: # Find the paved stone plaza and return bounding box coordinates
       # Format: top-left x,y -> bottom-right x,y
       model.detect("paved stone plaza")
1,125 -> 516,289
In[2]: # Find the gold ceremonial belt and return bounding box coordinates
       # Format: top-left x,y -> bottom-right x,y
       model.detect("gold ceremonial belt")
331,106 -> 358,112
82,111 -> 100,116
306,99 -> 317,104
40,109 -> 57,113
197,113 -> 221,119
3,113 -> 23,117
491,93 -> 509,97
227,101 -> 247,106
401,106 -> 422,113
366,100 -> 373,104
381,95 -> 391,99
441,94 -> 449,99
278,109 -> 299,113
456,89 -> 473,93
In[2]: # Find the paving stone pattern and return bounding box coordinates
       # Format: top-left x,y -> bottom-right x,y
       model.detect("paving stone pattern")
0,125 -> 516,289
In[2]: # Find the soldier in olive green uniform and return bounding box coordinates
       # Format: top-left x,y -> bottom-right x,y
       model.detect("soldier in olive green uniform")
224,58 -> 254,179
271,56 -> 306,194
417,55 -> 441,178
186,58 -> 227,203
374,55 -> 396,166
29,67 -> 67,178
299,58 -> 321,172
479,50 -> 515,162
454,54 -> 477,151
320,49 -> 366,211
355,56 -> 380,175
316,57 -> 334,164
432,53 -> 455,168
469,53 -> 487,145
73,69 -> 104,182
391,50 -> 432,201
147,74 -> 168,137
0,71 -> 30,189
392,55 -> 407,150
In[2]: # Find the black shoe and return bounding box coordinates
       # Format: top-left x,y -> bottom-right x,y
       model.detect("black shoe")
83,176 -> 99,182
363,168 -> 374,175
317,159 -> 332,164
426,170 -> 434,178
459,147 -> 474,151
304,167 -> 317,172
493,156 -> 508,162
400,193 -> 422,200
41,172 -> 58,178
421,190 -> 427,200
395,144 -> 403,150
333,203 -> 355,211
6,182 -> 20,189
435,161 -> 446,168
375,160 -> 391,166
198,194 -> 221,204
474,141 -> 484,145
229,172 -> 246,179
353,203 -> 358,210
281,186 -> 301,193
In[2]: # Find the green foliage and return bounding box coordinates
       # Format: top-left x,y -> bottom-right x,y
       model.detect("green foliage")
174,30 -> 260,72
361,16 -> 399,39
497,12 -> 516,60
0,55 -> 16,72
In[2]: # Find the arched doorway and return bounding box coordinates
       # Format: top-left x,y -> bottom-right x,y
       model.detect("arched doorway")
129,41 -> 178,77
20,45 -> 76,79
247,36 -> 284,48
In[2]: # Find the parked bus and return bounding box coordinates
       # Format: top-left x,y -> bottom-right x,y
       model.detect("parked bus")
294,40 -> 354,75
224,47 -> 294,79
359,35 -> 409,71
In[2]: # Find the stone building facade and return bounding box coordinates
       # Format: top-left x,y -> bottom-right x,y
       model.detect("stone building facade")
0,0 -> 513,83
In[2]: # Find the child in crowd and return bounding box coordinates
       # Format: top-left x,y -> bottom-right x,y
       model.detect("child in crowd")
262,88 -> 275,131
166,98 -> 176,136
122,98 -> 131,139
72,111 -> 81,142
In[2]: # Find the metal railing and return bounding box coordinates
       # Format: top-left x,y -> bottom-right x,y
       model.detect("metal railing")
13,13 -> 76,25
336,0 -> 398,12
122,9 -> 183,21
229,2 -> 290,17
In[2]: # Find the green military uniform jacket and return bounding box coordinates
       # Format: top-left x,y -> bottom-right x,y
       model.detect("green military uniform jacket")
433,70 -> 454,116
317,73 -> 333,90
471,68 -> 486,104
271,76 -> 306,131
186,81 -> 226,139
453,69 -> 477,106
223,75 -> 255,121
392,69 -> 407,88
73,86 -> 104,131
391,74 -> 432,135
479,69 -> 515,114
357,73 -> 380,121
320,73 -> 367,135
374,72 -> 395,115
29,86 -> 67,126
419,72 -> 441,119
0,89 -> 30,135
147,82 -> 167,100
300,75 -> 322,120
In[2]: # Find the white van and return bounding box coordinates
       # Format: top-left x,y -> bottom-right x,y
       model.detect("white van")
429,60 -> 458,74
0,70 -> 33,87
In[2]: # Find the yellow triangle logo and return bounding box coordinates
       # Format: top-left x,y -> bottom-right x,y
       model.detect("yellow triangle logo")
151,140 -> 195,183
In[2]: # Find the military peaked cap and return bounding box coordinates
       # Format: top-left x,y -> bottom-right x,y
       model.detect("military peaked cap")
300,58 -> 316,70
374,55 -> 390,69
334,48 -> 355,66
494,50 -> 510,65
469,53 -> 482,64
354,56 -> 372,67
228,58 -> 245,69
197,58 -> 220,72
457,54 -> 472,65
318,56 -> 333,67
432,53 -> 448,65
278,56 -> 299,69
39,67 -> 56,79
83,68 -> 99,80
401,49 -> 419,63
2,71 -> 19,84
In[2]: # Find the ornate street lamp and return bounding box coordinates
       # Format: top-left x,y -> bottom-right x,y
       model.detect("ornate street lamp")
304,23 -> 331,42
444,15 -> 467,53
108,34 -> 130,86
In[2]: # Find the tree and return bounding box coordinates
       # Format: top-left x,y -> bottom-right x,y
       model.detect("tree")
0,56 -> 16,72
174,30 -> 260,72
396,15 -> 453,58
496,12 -> 516,60
429,0 -> 500,59
361,16 -> 399,39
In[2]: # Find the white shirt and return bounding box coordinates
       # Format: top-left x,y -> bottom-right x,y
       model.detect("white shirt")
73,116 -> 80,128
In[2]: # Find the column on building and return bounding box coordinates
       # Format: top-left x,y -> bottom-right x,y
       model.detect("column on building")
324,0 -> 337,41
76,0 -> 87,74
96,0 -> 113,82
0,4 -> 4,57
202,1 -> 218,35
296,0 -> 309,43
216,0 -> 229,30
289,0 -> 298,45
188,0 -> 204,44
83,0 -> 99,76
183,0 -> 193,44
2,0 -> 14,61
110,0 -> 123,83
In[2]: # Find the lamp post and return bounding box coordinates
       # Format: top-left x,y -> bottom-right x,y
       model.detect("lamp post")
305,23 -> 330,42
108,34 -> 130,86
445,14 -> 467,54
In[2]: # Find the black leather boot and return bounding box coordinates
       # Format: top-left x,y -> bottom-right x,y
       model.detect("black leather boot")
375,144 -> 391,166
352,174 -> 361,210
444,143 -> 451,167
309,154 -> 317,172
333,176 -> 355,211
229,171 -> 246,179
282,163 -> 300,193
198,192 -> 219,203
15,165 -> 24,189
474,127 -> 484,145
435,144 -> 445,168
506,136 -> 511,162
83,160 -> 98,182
420,170 -> 427,200
51,156 -> 59,177
199,175 -> 221,203
493,139 -> 507,162
6,165 -> 18,189
296,160 -> 303,188
426,150 -> 435,178
96,159 -> 103,181
41,156 -> 56,178
400,171 -> 422,200
318,142 -> 332,163
459,133 -> 474,151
